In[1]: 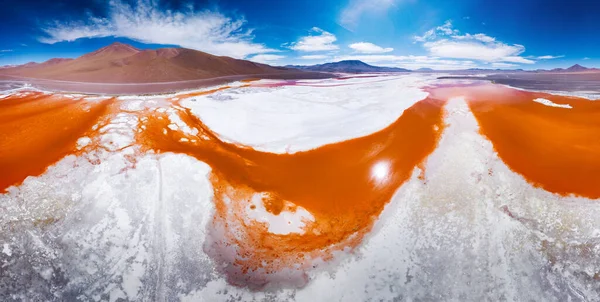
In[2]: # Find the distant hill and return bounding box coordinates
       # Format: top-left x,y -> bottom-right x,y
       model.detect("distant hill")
548,64 -> 599,73
566,64 -> 589,72
0,42 -> 302,83
288,60 -> 410,73
442,64 -> 598,74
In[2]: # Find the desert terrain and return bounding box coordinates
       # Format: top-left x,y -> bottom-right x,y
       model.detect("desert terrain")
0,42 -> 331,94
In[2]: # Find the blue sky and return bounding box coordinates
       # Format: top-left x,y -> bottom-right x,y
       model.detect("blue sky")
1,0 -> 598,69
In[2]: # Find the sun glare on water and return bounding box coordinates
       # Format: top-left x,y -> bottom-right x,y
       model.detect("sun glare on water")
371,160 -> 390,183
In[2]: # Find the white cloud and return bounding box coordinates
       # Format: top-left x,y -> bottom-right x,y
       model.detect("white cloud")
436,20 -> 458,35
415,20 -> 534,65
414,20 -> 459,42
583,57 -> 590,60
423,40 -> 533,63
413,29 -> 435,43
349,42 -> 393,53
38,0 -> 277,59
249,54 -> 285,64
501,56 -> 535,64
0,49 -> 13,52
332,54 -> 478,70
300,55 -> 329,60
287,27 -> 338,52
473,34 -> 495,43
451,33 -> 495,43
339,0 -> 398,31
536,55 -> 564,60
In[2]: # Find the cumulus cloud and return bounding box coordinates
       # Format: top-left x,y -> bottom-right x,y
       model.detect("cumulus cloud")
436,20 -> 459,35
38,0 -> 277,59
414,20 -> 534,64
339,0 -> 398,31
451,33 -> 496,43
413,20 -> 458,42
413,29 -> 435,43
249,54 -> 285,64
333,54 -> 478,70
349,42 -> 393,54
424,40 -> 533,63
300,55 -> 329,60
287,27 -> 339,52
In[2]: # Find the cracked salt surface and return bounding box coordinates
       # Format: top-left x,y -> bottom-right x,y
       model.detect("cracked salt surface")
1,75 -> 599,301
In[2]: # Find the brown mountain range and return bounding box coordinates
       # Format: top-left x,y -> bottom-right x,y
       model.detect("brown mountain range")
0,42 -> 300,83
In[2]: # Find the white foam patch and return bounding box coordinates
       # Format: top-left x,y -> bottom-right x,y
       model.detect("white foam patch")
533,98 -> 573,108
64,94 -> 86,99
76,137 -> 92,149
84,96 -> 113,102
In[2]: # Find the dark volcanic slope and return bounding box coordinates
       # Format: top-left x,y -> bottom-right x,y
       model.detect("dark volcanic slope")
289,60 -> 410,73
0,42 -> 301,83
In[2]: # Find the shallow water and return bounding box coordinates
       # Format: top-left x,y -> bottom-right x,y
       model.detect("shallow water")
1,77 -> 599,300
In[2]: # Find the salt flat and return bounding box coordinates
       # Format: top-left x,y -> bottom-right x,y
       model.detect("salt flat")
1,75 -> 599,301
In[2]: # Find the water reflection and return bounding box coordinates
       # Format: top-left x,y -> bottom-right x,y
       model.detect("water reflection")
371,160 -> 390,183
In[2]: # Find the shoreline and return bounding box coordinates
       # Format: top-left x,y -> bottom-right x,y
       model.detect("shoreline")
0,72 -> 335,95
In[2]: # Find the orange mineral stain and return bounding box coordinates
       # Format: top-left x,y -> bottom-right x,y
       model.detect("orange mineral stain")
427,82 -> 600,198
168,86 -> 229,101
167,85 -> 248,101
0,91 -> 114,192
136,94 -> 447,287
463,84 -> 600,198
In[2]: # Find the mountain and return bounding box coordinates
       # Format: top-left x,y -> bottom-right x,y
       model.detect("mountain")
416,68 -> 434,72
566,64 -> 592,72
0,42 -> 301,83
41,58 -> 74,66
548,64 -> 599,73
288,60 -> 410,73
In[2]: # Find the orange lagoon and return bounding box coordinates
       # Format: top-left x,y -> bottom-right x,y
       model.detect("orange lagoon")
1,79 -> 600,294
